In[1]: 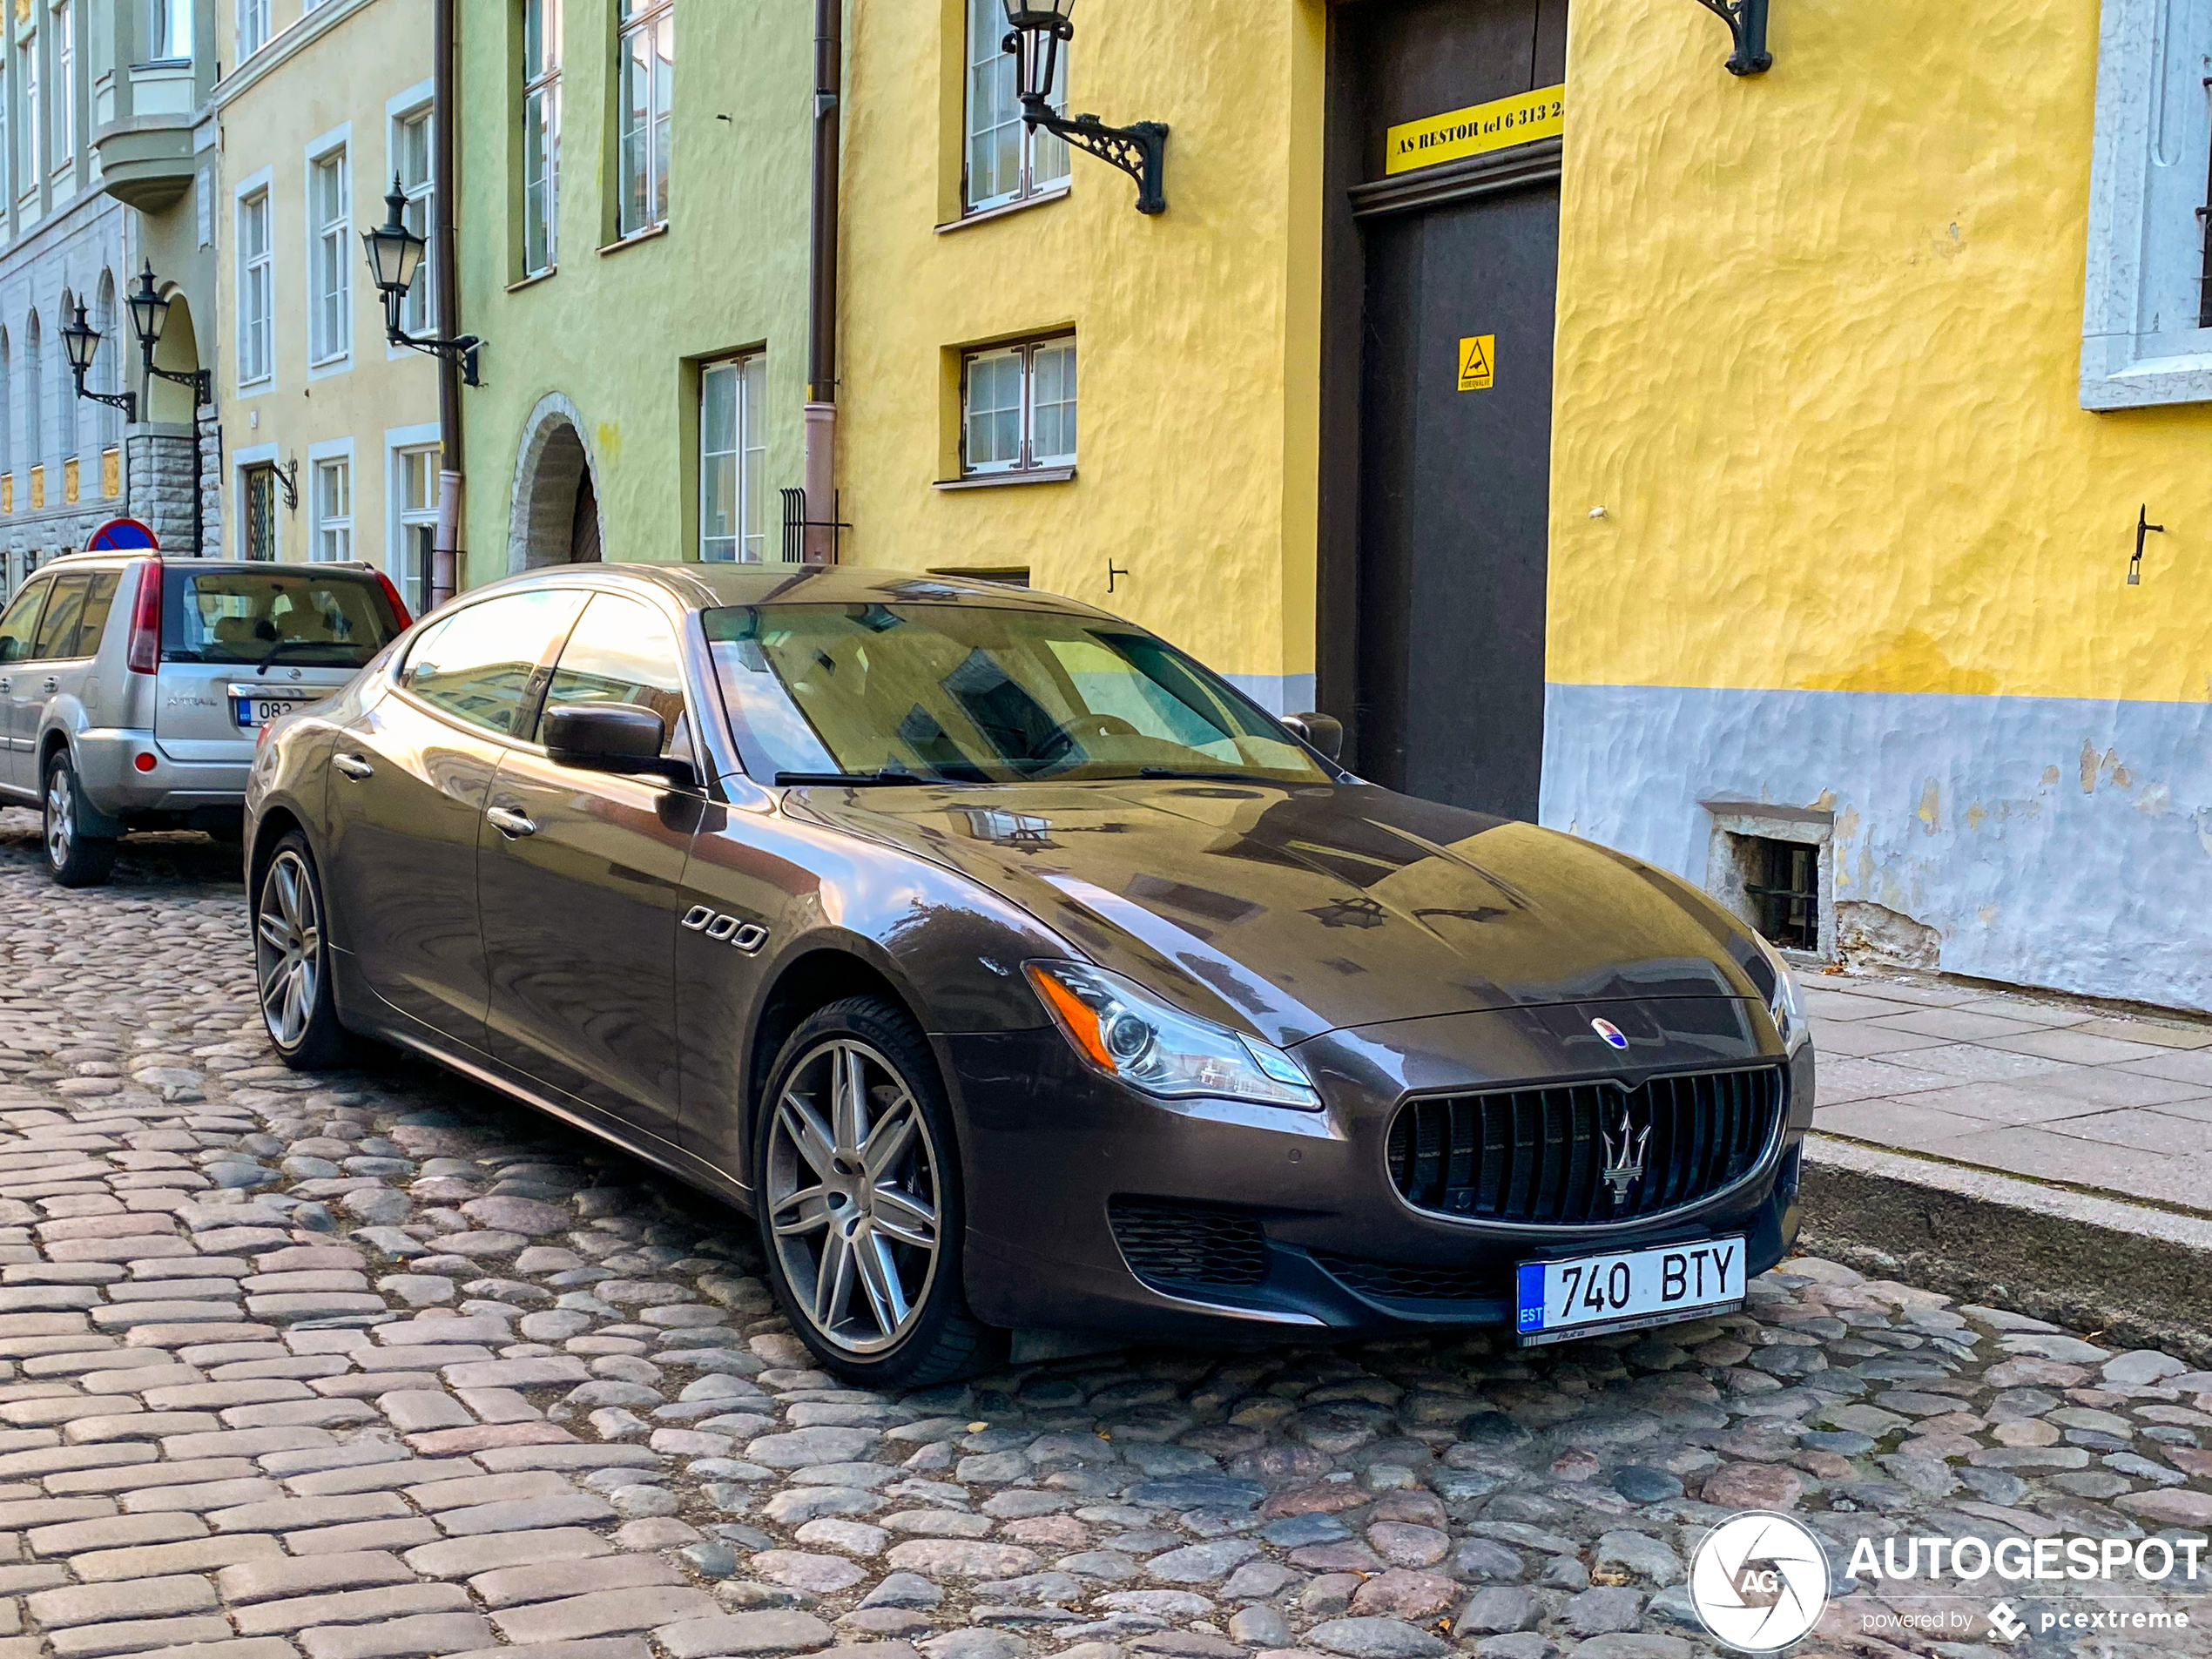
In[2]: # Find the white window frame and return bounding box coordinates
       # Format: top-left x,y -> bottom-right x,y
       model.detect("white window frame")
961,335 -> 1076,476
235,168 -> 274,390
309,440 -> 354,563
49,0 -> 71,172
236,0 -> 269,59
17,35 -> 39,192
617,0 -> 672,237
698,353 -> 765,563
149,0 -> 192,59
2082,0 -> 2212,407
963,0 -> 1068,214
388,90 -> 435,339
387,422 -> 441,616
306,127 -> 352,374
522,0 -> 561,275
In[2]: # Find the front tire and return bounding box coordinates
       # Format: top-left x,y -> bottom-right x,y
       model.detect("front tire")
253,833 -> 358,1070
42,753 -> 116,888
755,996 -> 1006,1386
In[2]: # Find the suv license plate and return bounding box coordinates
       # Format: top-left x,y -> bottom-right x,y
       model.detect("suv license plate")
233,696 -> 308,728
1515,1235 -> 1745,1346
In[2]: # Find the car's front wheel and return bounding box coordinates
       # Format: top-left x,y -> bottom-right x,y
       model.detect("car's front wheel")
42,752 -> 115,888
253,833 -> 358,1070
755,996 -> 1005,1386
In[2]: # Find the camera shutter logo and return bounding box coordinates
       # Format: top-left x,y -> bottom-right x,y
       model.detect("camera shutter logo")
1689,1512 -> 1831,1652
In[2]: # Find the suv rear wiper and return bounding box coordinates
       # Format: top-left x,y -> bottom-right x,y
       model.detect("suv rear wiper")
775,768 -> 934,787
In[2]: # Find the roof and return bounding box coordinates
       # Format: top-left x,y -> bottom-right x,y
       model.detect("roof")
489,562 -> 1115,618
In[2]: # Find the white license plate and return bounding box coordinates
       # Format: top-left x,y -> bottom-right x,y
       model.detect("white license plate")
1515,1235 -> 1745,1345
233,696 -> 309,727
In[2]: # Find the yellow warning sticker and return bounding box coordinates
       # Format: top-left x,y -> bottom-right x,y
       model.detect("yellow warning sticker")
1386,84 -> 1565,178
1458,335 -> 1495,392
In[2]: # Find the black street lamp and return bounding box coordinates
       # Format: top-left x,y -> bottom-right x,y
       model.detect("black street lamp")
1690,0 -> 1772,74
60,300 -> 137,424
1000,0 -> 1169,215
363,178 -> 482,386
128,260 -> 212,408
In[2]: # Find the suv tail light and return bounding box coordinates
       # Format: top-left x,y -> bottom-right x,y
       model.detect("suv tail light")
373,571 -> 414,631
125,561 -> 162,674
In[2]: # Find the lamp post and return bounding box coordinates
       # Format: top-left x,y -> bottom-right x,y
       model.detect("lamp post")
362,179 -> 482,386
126,261 -> 212,556
1000,0 -> 1169,215
59,300 -> 137,425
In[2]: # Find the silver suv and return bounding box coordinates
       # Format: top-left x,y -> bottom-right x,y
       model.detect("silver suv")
0,552 -> 410,886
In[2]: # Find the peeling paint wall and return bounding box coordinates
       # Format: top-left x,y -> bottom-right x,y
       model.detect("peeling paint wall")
1543,0 -> 2212,1008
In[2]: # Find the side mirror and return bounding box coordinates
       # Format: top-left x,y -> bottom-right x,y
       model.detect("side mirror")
1281,711 -> 1344,763
543,702 -> 697,786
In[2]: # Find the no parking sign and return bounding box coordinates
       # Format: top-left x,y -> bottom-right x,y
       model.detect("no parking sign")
84,517 -> 158,552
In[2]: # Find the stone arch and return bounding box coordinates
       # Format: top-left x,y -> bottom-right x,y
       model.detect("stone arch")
506,392 -> 604,573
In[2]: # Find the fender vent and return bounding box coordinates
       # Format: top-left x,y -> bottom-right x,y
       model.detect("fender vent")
1109,1199 -> 1268,1290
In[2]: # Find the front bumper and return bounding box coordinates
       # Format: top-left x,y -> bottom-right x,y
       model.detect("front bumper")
76,729 -> 251,816
947,997 -> 1813,1345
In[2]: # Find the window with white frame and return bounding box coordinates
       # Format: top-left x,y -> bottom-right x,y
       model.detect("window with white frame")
50,2 -> 71,169
393,108 -> 434,334
309,147 -> 350,366
23,313 -> 40,475
93,274 -> 118,448
964,0 -> 1066,213
313,456 -> 352,561
238,190 -> 272,386
17,36 -> 38,190
2081,1 -> 2212,407
237,0 -> 268,58
55,290 -> 75,463
394,443 -> 438,614
617,0 -> 671,236
699,354 -> 764,563
150,0 -> 192,58
962,337 -> 1076,476
523,0 -> 560,274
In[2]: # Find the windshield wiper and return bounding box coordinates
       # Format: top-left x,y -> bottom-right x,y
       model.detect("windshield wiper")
1136,767 -> 1271,784
252,638 -> 346,670
775,767 -> 934,787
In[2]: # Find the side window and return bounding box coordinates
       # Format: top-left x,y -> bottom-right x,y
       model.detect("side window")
70,573 -> 118,658
399,589 -> 590,736
539,592 -> 688,755
0,579 -> 49,665
29,577 -> 89,661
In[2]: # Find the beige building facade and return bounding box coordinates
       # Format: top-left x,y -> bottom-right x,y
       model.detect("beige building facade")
213,0 -> 439,610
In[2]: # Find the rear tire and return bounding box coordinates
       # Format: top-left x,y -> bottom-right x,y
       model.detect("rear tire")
253,833 -> 359,1071
754,996 -> 1007,1387
42,753 -> 116,889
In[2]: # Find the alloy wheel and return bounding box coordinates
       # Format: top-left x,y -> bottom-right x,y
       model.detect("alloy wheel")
43,767 -> 71,873
765,1038 -> 943,1355
255,850 -> 322,1050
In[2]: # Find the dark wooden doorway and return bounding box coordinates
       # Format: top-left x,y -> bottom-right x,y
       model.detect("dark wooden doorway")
570,469 -> 603,563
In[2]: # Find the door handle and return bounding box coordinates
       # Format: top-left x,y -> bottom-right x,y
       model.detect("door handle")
332,753 -> 375,779
486,806 -> 538,838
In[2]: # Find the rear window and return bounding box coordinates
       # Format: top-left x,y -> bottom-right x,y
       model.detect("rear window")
161,569 -> 403,668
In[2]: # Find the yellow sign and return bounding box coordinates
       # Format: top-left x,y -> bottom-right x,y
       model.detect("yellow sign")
1458,335 -> 1495,392
1386,84 -> 1565,177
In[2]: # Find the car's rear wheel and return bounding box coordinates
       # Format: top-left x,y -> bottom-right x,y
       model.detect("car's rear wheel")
254,833 -> 358,1070
42,753 -> 115,889
755,997 -> 1005,1386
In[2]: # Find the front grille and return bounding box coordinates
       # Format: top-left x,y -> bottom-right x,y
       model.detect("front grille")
1109,1199 -> 1268,1289
1386,1066 -> 1785,1225
1312,1252 -> 1510,1304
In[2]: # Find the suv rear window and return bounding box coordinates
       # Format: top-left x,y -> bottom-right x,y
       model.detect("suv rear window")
162,569 -> 403,668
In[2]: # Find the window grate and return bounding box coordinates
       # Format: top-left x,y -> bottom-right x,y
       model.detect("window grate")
1741,835 -> 1818,951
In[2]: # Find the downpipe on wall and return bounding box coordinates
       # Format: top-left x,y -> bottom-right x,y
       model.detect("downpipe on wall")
803,0 -> 841,564
430,0 -> 465,607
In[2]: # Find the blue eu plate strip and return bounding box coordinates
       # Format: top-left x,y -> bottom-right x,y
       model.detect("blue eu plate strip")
1515,1263 -> 1545,1332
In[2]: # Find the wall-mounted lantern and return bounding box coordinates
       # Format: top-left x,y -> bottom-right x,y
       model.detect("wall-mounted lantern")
362,179 -> 482,386
127,261 -> 212,408
1691,0 -> 1772,75
60,300 -> 137,425
1000,1 -> 1170,214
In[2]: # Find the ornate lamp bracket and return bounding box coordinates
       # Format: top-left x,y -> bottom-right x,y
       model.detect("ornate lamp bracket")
1017,84 -> 1169,215
1690,0 -> 1772,75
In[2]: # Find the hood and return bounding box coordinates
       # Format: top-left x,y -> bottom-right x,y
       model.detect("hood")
791,779 -> 1768,1047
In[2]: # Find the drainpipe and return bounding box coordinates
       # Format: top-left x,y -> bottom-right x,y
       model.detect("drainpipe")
803,0 -> 840,564
430,0 -> 465,607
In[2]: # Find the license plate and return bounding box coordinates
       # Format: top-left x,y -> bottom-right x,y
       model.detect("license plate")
1515,1235 -> 1745,1345
233,696 -> 309,728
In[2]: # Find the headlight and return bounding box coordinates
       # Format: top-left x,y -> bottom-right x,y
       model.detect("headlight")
1025,961 -> 1322,1110
1754,934 -> 1810,1054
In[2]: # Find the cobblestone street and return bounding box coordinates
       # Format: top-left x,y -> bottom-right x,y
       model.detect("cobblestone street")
0,813 -> 2205,1659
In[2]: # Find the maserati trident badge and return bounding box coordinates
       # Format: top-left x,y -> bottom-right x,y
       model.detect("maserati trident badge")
1602,1109 -> 1650,1204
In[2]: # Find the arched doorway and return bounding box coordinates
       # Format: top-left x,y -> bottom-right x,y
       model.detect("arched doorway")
508,394 -> 604,571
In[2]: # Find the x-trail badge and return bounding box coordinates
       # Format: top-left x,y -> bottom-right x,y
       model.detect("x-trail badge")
1602,1109 -> 1650,1204
1591,1017 -> 1629,1049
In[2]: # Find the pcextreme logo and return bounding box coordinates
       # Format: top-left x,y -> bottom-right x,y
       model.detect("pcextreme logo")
1689,1511 -> 1831,1652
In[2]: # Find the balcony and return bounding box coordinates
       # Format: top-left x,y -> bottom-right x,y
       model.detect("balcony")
92,61 -> 198,211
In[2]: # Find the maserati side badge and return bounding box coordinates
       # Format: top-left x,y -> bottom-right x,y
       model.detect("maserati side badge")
1602,1109 -> 1650,1204
1591,1017 -> 1629,1050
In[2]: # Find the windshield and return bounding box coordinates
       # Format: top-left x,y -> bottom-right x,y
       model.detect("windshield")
705,603 -> 1327,786
162,569 -> 403,668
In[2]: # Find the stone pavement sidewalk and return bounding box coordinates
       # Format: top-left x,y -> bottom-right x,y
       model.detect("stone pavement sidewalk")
1807,972 -> 2212,1216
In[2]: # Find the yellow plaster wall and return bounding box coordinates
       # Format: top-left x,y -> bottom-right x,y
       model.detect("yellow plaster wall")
837,0 -> 1327,691
1549,0 -> 2212,707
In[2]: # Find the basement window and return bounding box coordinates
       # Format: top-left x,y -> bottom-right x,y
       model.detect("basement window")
1739,836 -> 1819,953
1702,800 -> 1833,960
